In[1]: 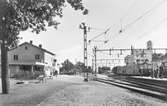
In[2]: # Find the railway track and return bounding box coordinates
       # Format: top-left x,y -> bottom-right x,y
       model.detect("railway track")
110,78 -> 167,94
127,77 -> 167,88
96,77 -> 167,101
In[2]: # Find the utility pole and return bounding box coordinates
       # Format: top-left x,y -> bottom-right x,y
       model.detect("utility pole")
94,46 -> 97,77
79,22 -> 90,81
0,0 -> 10,94
91,55 -> 94,74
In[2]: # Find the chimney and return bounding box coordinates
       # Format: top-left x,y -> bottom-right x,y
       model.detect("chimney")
30,40 -> 33,44
39,44 -> 42,48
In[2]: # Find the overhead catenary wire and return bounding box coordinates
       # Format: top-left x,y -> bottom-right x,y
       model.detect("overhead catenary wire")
94,1 -> 167,69
137,16 -> 167,39
119,0 -> 167,33
102,0 -> 167,47
89,27 -> 106,31
88,27 -> 111,43
97,50 -> 126,59
89,40 -> 108,43
120,0 -> 138,23
86,26 -> 111,67
119,0 -> 138,34
90,1 -> 167,68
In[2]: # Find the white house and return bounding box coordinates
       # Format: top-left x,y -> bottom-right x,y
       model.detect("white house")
7,41 -> 57,78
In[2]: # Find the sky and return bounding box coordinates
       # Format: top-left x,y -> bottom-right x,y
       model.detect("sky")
19,0 -> 167,65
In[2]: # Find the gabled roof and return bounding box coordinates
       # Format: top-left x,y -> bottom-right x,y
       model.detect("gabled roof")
9,42 -> 55,56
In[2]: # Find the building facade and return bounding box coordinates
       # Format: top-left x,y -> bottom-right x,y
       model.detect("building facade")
0,41 -> 57,78
123,41 -> 153,75
125,41 -> 153,66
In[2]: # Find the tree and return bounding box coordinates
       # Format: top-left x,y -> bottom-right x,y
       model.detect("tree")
60,59 -> 74,74
0,0 -> 88,94
98,66 -> 110,74
75,61 -> 85,72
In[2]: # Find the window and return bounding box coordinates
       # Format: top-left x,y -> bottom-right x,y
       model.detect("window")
35,54 -> 40,60
25,46 -> 28,50
14,55 -> 18,61
20,65 -> 31,71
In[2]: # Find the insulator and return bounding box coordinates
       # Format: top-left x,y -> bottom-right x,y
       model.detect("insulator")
119,30 -> 123,33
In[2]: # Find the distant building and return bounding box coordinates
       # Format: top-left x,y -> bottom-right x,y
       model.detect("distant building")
147,40 -> 153,50
0,41 -> 57,78
152,53 -> 167,68
124,55 -> 135,65
124,41 -> 153,75
125,41 -> 153,66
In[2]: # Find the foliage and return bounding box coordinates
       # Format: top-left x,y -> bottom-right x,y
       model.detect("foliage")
111,66 -> 118,74
0,0 -> 88,47
98,66 -> 110,74
75,61 -> 85,72
0,0 -> 87,93
60,59 -> 74,74
74,61 -> 93,73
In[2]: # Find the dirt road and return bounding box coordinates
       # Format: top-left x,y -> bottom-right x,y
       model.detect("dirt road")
0,75 -> 166,106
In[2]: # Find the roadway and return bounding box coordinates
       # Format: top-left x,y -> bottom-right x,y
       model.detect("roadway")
0,75 -> 166,106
